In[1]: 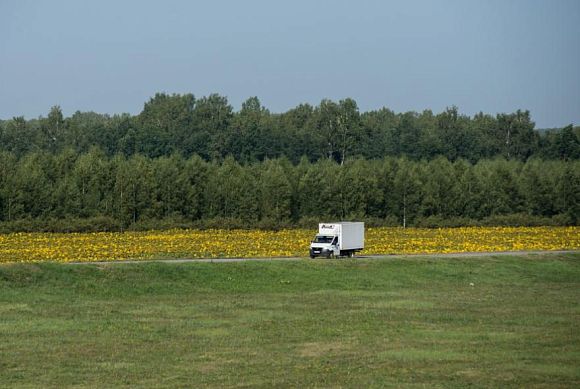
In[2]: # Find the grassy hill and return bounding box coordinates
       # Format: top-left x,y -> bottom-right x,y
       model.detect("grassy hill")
1,253 -> 579,387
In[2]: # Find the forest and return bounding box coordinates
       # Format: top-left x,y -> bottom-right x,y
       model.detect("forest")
0,93 -> 578,231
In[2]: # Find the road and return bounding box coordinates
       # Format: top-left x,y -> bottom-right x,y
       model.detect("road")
68,250 -> 579,265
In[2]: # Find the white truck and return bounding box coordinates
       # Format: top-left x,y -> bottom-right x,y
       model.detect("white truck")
309,222 -> 364,258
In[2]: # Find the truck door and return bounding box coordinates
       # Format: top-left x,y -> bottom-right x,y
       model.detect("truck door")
331,236 -> 339,256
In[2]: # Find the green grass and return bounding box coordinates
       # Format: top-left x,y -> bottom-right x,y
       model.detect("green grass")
1,253 -> 579,388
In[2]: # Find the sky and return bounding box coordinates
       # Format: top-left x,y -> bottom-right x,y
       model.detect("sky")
0,0 -> 578,128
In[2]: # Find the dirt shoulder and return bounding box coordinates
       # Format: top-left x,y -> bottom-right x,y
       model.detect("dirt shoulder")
68,250 -> 579,265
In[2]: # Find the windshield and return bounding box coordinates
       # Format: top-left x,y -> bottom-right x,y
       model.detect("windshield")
312,235 -> 334,244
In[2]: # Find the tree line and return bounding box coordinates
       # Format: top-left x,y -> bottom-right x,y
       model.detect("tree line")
1,93 -> 579,164
0,150 -> 577,232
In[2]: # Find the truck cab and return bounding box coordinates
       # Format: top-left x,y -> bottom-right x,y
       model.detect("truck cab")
309,234 -> 339,258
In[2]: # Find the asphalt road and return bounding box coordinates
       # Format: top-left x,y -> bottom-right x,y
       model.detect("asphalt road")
69,250 -> 579,265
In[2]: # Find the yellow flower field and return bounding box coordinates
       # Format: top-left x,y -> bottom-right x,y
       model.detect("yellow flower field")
0,227 -> 578,263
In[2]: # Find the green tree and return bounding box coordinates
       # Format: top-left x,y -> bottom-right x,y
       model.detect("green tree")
472,112 -> 499,159
376,157 -> 399,219
41,106 -> 65,153
2,117 -> 31,156
435,106 -> 477,161
477,159 -> 524,216
278,104 -> 315,162
314,99 -> 341,161
360,108 -> 398,159
396,112 -> 421,159
556,125 -> 580,160
496,110 -> 538,160
72,147 -> 108,217
192,94 -> 233,159
519,159 -> 557,216
50,149 -> 81,218
0,151 -> 17,221
231,97 -> 270,162
336,98 -> 362,164
312,98 -> 362,164
556,162 -> 580,223
259,159 -> 293,221
420,156 -> 458,217
113,154 -> 153,225
455,160 -> 485,219
11,153 -> 52,219
136,93 -> 195,157
298,159 -> 340,218
338,159 -> 382,218
205,157 -> 258,221
65,111 -> 111,154
181,154 -> 208,220
151,154 -> 187,219
392,158 -> 422,227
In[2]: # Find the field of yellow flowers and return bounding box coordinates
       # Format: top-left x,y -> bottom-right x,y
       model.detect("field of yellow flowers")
0,226 -> 578,264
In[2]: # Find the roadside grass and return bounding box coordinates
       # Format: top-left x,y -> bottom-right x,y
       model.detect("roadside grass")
0,253 -> 579,388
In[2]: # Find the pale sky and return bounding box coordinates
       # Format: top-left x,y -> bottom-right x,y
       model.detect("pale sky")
1,0 -> 579,128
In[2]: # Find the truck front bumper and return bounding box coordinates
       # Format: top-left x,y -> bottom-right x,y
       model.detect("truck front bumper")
309,247 -> 330,258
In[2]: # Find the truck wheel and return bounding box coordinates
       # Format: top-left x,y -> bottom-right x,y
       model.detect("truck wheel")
348,251 -> 354,258
310,255 -> 315,259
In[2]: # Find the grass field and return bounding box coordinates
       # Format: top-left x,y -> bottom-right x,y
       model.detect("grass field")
1,253 -> 579,387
